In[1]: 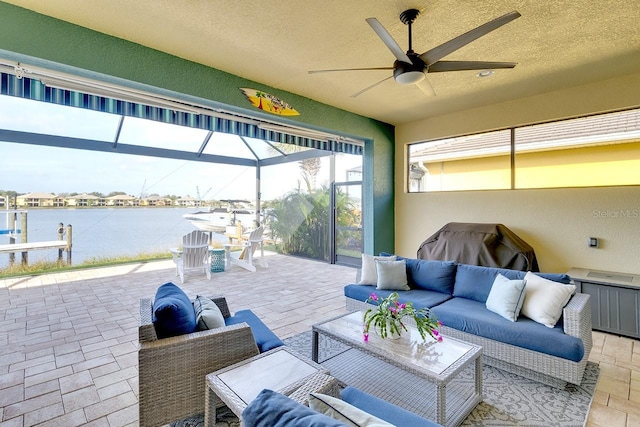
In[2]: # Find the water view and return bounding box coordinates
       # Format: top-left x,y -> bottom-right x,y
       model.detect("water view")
0,207 -> 226,269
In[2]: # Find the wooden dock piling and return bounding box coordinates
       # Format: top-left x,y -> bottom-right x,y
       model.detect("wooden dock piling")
21,211 -> 28,264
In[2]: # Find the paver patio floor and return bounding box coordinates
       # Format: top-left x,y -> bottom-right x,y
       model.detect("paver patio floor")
1,253 -> 638,426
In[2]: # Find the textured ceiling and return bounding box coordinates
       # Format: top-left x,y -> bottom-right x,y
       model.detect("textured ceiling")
4,0 -> 640,125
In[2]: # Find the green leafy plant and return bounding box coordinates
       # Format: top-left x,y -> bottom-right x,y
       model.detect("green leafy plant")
266,185 -> 359,261
363,292 -> 443,342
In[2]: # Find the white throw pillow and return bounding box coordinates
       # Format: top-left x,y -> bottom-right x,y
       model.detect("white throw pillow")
375,259 -> 409,291
359,254 -> 396,285
193,295 -> 226,330
309,392 -> 394,427
485,274 -> 527,322
521,272 -> 576,328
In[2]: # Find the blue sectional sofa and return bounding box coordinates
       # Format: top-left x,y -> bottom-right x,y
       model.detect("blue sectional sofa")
344,255 -> 593,388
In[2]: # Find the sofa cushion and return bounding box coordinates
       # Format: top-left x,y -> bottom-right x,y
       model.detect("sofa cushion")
152,282 -> 197,339
521,272 -> 576,328
242,389 -> 346,427
536,272 -> 572,284
485,274 -> 527,322
359,254 -> 396,285
375,259 -> 409,291
344,284 -> 452,311
453,264 -> 525,303
380,253 -> 457,294
340,386 -> 442,427
431,297 -> 584,362
225,309 -> 284,352
193,295 -> 226,330
309,392 -> 393,427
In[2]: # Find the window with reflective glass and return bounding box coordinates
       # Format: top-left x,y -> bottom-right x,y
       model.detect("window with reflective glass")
408,108 -> 640,192
408,129 -> 511,192
514,109 -> 640,188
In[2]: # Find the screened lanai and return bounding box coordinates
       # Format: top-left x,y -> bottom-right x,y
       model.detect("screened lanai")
0,59 -> 365,266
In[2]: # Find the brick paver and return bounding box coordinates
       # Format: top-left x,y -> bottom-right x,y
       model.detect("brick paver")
1,254 -> 638,426
0,254 -> 353,426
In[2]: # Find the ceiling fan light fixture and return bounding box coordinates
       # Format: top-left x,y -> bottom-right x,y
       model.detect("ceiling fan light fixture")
395,70 -> 425,85
476,69 -> 495,78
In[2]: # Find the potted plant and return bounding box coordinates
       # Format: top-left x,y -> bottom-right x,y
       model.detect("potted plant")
363,292 -> 443,342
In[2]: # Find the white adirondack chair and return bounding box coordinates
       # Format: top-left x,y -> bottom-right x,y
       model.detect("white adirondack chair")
171,230 -> 211,283
223,226 -> 267,272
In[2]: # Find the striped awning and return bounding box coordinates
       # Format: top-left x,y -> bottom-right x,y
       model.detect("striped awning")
0,72 -> 362,155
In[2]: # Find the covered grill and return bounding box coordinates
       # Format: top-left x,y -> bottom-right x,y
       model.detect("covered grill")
417,222 -> 539,271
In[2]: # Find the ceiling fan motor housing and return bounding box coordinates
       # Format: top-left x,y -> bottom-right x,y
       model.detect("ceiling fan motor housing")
393,54 -> 426,84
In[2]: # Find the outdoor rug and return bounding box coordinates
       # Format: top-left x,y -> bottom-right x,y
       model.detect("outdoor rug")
171,331 -> 599,427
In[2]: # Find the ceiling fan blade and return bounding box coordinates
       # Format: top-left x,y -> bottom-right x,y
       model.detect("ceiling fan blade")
428,60 -> 517,72
308,67 -> 393,74
420,11 -> 521,65
366,17 -> 413,64
351,75 -> 394,98
416,78 -> 436,97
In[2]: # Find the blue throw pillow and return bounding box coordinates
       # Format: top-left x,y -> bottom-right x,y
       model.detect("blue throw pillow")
453,264 -> 524,303
242,389 -> 347,427
404,258 -> 457,294
152,282 -> 197,339
379,253 -> 457,294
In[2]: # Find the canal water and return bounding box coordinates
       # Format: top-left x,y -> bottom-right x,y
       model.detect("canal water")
0,207 -> 227,269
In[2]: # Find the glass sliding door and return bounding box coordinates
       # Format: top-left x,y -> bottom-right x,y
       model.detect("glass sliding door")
331,181 -> 362,267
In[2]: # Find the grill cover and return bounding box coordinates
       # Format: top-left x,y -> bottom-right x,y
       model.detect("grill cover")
417,222 -> 539,272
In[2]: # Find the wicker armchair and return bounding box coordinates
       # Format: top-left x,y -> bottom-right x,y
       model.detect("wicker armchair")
138,296 -> 260,427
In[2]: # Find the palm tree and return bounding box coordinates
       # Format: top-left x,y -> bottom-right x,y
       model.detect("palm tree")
266,143 -> 322,193
268,185 -> 358,261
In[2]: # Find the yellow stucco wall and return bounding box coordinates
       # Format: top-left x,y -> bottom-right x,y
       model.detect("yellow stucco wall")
420,141 -> 640,191
515,142 -> 640,188
395,72 -> 640,274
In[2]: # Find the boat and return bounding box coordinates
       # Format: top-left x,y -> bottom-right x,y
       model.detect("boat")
183,200 -> 256,233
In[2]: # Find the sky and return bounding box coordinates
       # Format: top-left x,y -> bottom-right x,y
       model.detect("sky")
0,95 -> 361,201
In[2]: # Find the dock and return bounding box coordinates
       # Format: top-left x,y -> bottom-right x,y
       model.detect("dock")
0,240 -> 69,254
1,208 -> 72,266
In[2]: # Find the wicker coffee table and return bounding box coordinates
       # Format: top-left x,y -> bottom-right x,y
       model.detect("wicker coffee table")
312,311 -> 482,427
204,346 -> 337,426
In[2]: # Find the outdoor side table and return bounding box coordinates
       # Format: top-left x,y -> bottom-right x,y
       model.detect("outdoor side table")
210,248 -> 226,272
204,346 -> 333,426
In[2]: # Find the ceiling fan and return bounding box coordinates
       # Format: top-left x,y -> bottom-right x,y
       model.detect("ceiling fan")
309,8 -> 521,97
